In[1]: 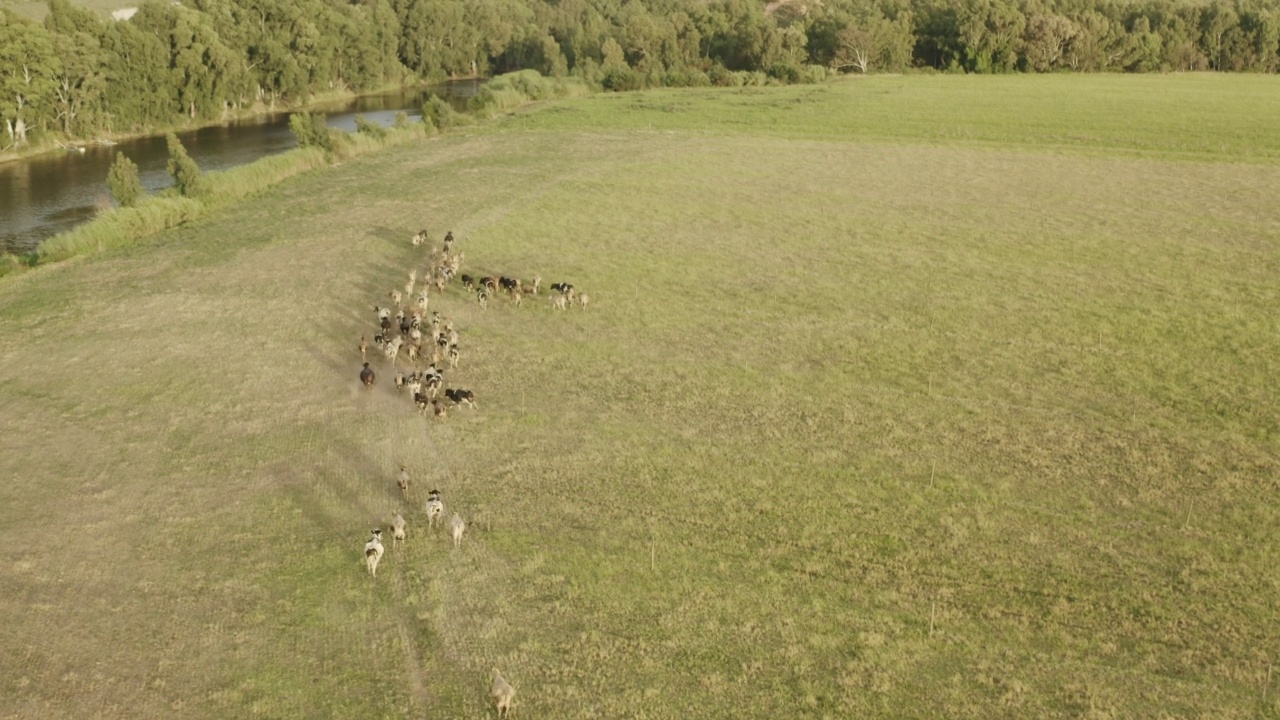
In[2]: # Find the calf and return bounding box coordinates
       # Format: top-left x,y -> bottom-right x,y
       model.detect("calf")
425,490 -> 444,528
415,392 -> 431,415
391,513 -> 406,547
364,530 -> 385,576
492,670 -> 515,718
449,512 -> 466,548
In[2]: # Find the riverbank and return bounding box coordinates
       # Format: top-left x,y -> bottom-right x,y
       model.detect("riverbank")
0,120 -> 427,276
0,78 -> 483,168
0,71 -> 583,280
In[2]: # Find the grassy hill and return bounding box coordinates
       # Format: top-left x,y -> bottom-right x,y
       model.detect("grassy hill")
1,74 -> 1278,719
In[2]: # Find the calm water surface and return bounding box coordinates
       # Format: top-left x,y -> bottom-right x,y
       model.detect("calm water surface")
0,81 -> 479,255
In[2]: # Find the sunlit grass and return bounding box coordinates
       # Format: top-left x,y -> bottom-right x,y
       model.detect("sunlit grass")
1,75 -> 1278,719
504,73 -> 1280,161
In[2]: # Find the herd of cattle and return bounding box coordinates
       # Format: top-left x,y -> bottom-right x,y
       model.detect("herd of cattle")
354,228 -> 588,716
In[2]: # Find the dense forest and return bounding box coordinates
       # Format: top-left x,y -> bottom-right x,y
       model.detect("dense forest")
2,0 -> 1279,149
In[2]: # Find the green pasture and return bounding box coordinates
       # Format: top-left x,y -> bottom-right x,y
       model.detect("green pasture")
1,74 -> 1277,718
512,73 -> 1280,161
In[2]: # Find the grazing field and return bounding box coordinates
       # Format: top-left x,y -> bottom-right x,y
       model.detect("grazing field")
2,74 -> 1278,719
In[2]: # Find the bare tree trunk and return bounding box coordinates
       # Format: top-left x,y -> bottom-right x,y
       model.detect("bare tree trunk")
854,47 -> 870,73
58,80 -> 73,135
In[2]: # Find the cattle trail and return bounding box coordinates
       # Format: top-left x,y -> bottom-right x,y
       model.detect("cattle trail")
392,584 -> 433,709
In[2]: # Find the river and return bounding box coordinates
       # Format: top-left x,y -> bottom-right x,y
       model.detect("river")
0,80 -> 480,256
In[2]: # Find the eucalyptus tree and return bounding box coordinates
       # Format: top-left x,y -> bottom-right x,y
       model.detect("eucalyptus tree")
0,10 -> 58,147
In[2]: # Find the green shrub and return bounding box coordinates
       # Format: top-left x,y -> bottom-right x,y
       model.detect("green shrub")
573,57 -> 605,88
0,253 -> 24,279
601,66 -> 643,92
469,85 -> 525,115
422,94 -> 462,129
663,69 -> 712,88
106,152 -> 144,208
469,70 -> 590,115
165,133 -> 208,199
709,64 -> 741,87
288,112 -> 336,152
766,62 -> 803,84
800,64 -> 833,83
354,114 -> 388,139
502,69 -> 556,100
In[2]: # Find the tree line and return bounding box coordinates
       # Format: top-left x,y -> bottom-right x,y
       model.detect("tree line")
3,0 -> 1279,149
